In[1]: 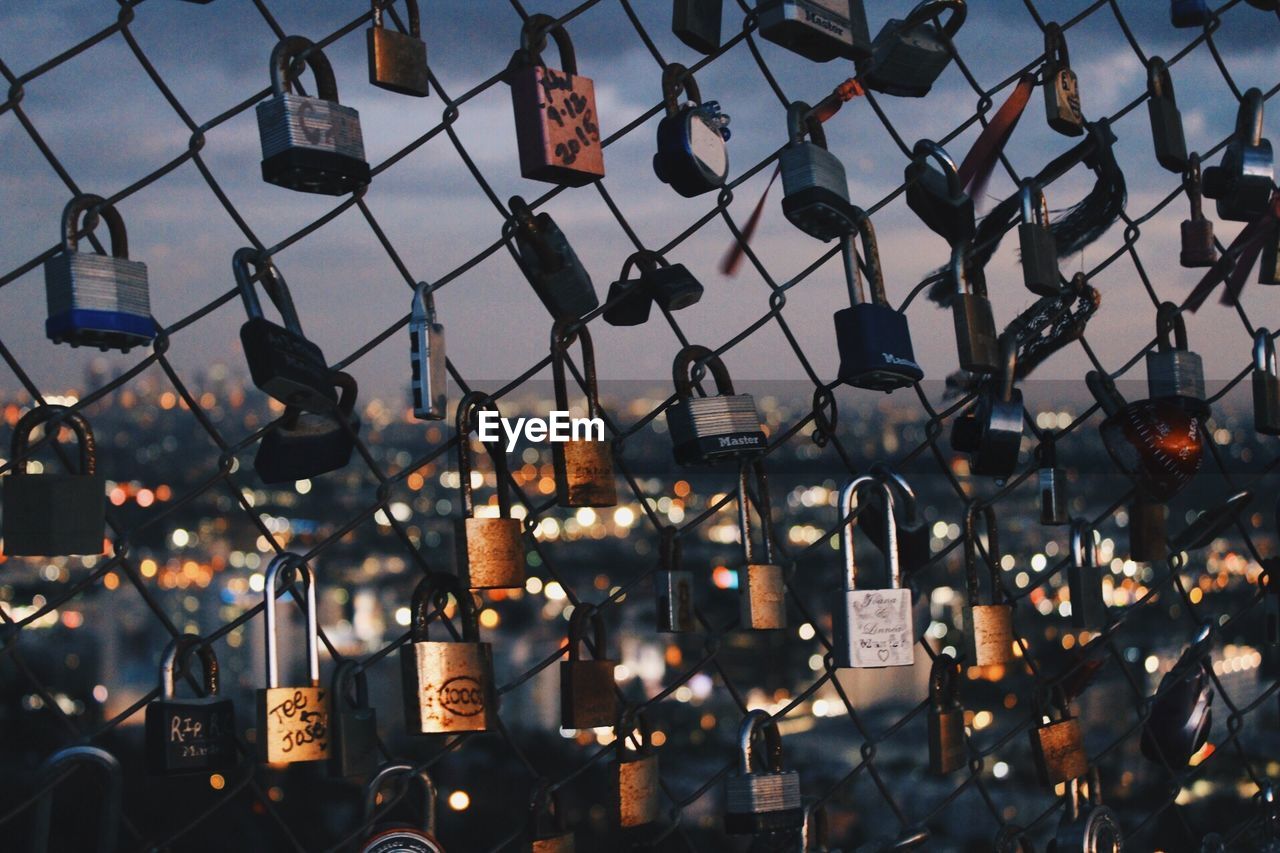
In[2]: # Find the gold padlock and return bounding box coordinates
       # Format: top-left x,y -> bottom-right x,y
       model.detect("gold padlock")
455,392 -> 526,589
963,502 -> 1015,668
613,707 -> 661,828
738,460 -> 786,630
1030,687 -> 1089,788
257,553 -> 330,764
551,322 -> 616,508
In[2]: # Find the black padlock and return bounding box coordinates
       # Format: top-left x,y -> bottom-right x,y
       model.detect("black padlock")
2,405 -> 105,556
673,0 -> 722,54
1043,23 -> 1084,137
603,252 -> 654,327
254,371 -> 360,485
905,140 -> 975,245
833,210 -> 923,391
1203,88 -> 1275,222
1129,493 -> 1168,563
1181,154 -> 1218,268
1069,521 -> 1108,630
951,249 -> 1000,374
638,250 -> 704,312
1018,182 -> 1060,296
653,64 -> 730,198
865,463 -> 931,576
330,659 -> 379,780
1141,624 -> 1214,768
1261,225 -> 1280,286
1037,434 -> 1069,526
1147,57 -> 1188,173
927,652 -> 967,774
965,336 -> 1024,481
1254,329 -> 1280,435
859,0 -> 967,99
1171,0 -> 1211,27
145,635 -> 236,775
508,195 -> 598,322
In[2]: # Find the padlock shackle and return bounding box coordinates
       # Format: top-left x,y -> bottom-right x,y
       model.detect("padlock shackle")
620,249 -> 668,283
60,194 -> 129,259
869,463 -> 920,526
1070,521 -> 1095,573
566,604 -> 608,663
551,322 -> 602,419
1019,182 -> 1049,227
160,633 -> 219,700
661,62 -> 701,118
1255,329 -> 1278,375
1146,56 -> 1174,102
233,247 -> 307,338
738,459 -> 776,566
363,762 -> 438,837
786,100 -> 826,149
529,778 -> 569,837
331,658 -> 369,712
614,705 -> 652,759
269,35 -> 340,102
901,0 -> 967,37
801,800 -> 829,852
411,281 -> 436,323
371,0 -> 420,38
736,708 -> 785,774
672,344 -> 735,398
410,571 -> 479,643
1085,369 -> 1126,416
929,651 -> 960,709
456,390 -> 514,519
1237,87 -> 1265,148
910,139 -> 963,197
519,13 -> 578,76
1154,301 -> 1189,353
263,552 -> 319,690
1184,152 -> 1207,220
29,745 -> 122,853
659,526 -> 682,571
11,404 -> 95,476
1043,22 -> 1070,71
841,209 -> 889,308
963,503 -> 1002,607
840,475 -> 899,591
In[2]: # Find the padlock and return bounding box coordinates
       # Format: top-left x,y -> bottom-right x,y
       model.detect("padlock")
1038,434 -> 1069,526
560,606 -> 619,729
257,35 -> 369,195
638,252 -> 704,313
833,210 -> 923,391
863,463 -> 931,576
455,392 -> 526,589
1018,183 -> 1060,296
254,370 -> 361,485
1203,87 -> 1275,222
145,635 -> 236,776
1146,302 -> 1206,415
673,0 -> 722,54
508,14 -> 604,186
779,101 -> 857,241
1146,57 -> 1188,173
234,247 -> 337,414
551,323 -> 616,508
833,476 -> 914,668
43,194 -> 154,352
508,195 -> 598,322
529,781 -> 576,852
904,140 -> 975,245
757,0 -> 871,62
1069,521 -> 1107,631
1141,624 -> 1214,768
1029,688 -> 1089,789
602,278 -> 652,327
958,335 -> 1024,480
1053,769 -> 1124,853
28,746 -> 122,853
1043,23 -> 1084,137
1171,0 -> 1211,27
738,461 -> 786,631
927,652 -> 966,774
655,529 -> 696,633
359,763 -> 445,853
400,571 -> 497,734
330,659 -> 379,780
613,707 -> 661,828
1129,493 -> 1168,563
665,344 -> 766,465
367,0 -> 429,97
1180,154 -> 1218,268
801,800 -> 832,852
257,553 -> 329,763
952,251 -> 1000,375
1262,225 -> 1280,285
963,504 -> 1014,667
3,405 -> 105,557
653,63 -> 730,198
410,281 -> 447,420
858,0 -> 967,99
724,709 -> 803,834
1254,330 -> 1280,435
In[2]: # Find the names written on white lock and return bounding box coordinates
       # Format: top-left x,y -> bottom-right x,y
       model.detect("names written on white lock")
476,410 -> 604,452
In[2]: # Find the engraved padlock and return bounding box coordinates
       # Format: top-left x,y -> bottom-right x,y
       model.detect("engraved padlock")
1202,88 -> 1275,222
410,281 -> 447,420
757,0 -> 871,62
257,553 -> 329,764
723,709 -> 803,834
927,651 -> 966,774
508,14 -> 604,186
1129,493 -> 1168,564
780,101 -> 857,240
254,370 -> 361,485
665,345 -> 766,465
1171,0 -> 1211,27
1255,329 -> 1280,435
859,0 -> 967,99
655,528 -> 696,633
400,571 -> 497,734
367,0 -> 429,97
1069,521 -> 1107,631
653,63 -> 730,198
508,195 -> 598,321
1181,154 -> 1218,268
43,194 -> 154,352
257,36 -> 369,195
2,405 -> 105,557
330,659 -> 378,780
145,635 -> 236,776
963,503 -> 1014,667
673,0 -> 722,54
1146,302 -> 1206,413
956,335 -> 1024,480
529,781 -> 576,852
738,460 -> 786,631
560,606 -> 619,730
1146,57 -> 1188,172
1043,23 -> 1084,137
551,322 -> 616,508
1141,624 -> 1214,768
905,140 -> 975,245
613,707 -> 661,828
28,746 -> 122,853
359,763 -> 445,853
1053,768 -> 1124,853
1030,687 -> 1089,789
455,392 -> 526,589
1018,182 -> 1060,297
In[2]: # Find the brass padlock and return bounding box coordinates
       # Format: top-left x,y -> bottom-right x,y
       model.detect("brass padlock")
455,392 -> 526,589
366,0 -> 430,97
257,553 -> 330,764
1043,23 -> 1084,137
738,460 -> 786,630
400,572 -> 497,734
551,322 -> 616,508
963,503 -> 1014,667
559,606 -> 619,730
528,780 -> 576,852
1030,687 -> 1089,788
927,652 -> 967,775
613,707 -> 661,828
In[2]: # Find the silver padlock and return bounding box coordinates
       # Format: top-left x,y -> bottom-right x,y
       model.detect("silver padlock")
410,282 -> 446,420
779,101 -> 856,241
739,460 -> 786,631
757,0 -> 871,62
1146,302 -> 1205,411
1053,768 -> 1125,853
723,709 -> 804,835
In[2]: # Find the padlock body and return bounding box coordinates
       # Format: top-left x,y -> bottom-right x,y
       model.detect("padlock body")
740,563 -> 787,630
512,217 -> 599,321
666,394 -> 766,466
1129,497 -> 1168,563
531,833 -> 576,853
44,254 -> 154,352
834,304 -> 923,391
1045,67 -> 1084,137
965,603 -> 1014,667
1018,222 -> 1060,296
457,516 -> 526,589
240,317 -> 337,412
653,108 -> 728,198
603,278 -> 653,327
358,828 -> 445,853
1204,139 -> 1275,222
1254,370 -> 1280,435
905,162 -> 975,244
757,0 -> 871,61
1140,666 -> 1212,766
972,391 -> 1024,480
1180,218 -> 1217,268
861,20 -> 953,98
614,754 -> 661,827
724,770 -> 803,834
257,94 -> 370,195
951,294 -> 999,373
1040,466 -> 1069,525
1171,0 -> 1211,27
1068,558 -> 1107,630
928,707 -> 966,774
254,409 -> 359,485
553,438 -> 617,508
145,696 -> 236,775
3,472 -> 105,556
656,569 -> 696,633
1097,402 -> 1203,502
832,587 -> 914,668
559,659 -> 619,729
410,317 -> 447,420
399,640 -> 496,733
257,685 -> 329,763
672,0 -> 722,53
647,264 -> 703,311
1146,350 -> 1205,403
1030,717 -> 1087,787
330,704 -> 378,779
1148,96 -> 1188,172
367,26 -> 430,97
510,65 -> 604,186
780,142 -> 856,240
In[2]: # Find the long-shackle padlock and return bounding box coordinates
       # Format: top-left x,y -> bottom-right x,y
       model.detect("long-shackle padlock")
330,659 -> 379,779
1069,521 -> 1107,632
400,571 -> 497,733
613,706 -> 661,828
756,0 -> 871,62
1146,302 -> 1207,413
1037,433 -> 1070,526
859,0 -> 967,99
1203,88 -> 1275,222
1146,57 -> 1188,172
455,392 -> 526,589
801,800 -> 832,851
1255,329 -> 1280,435
1053,768 -> 1124,853
410,281 -> 446,420
145,634 -> 236,775
508,195 -> 598,322
1141,623 -> 1214,768
529,781 -> 575,852
963,335 -> 1025,480
779,101 -> 857,241
508,13 -> 604,186
665,345 -> 766,465
673,0 -> 722,54
2,404 -> 105,556
1043,23 -> 1084,137
28,745 -> 122,853
1180,154 -> 1218,268
254,370 -> 361,485
834,209 -> 923,391
963,503 -> 1014,667
1030,687 -> 1089,788
359,763 -> 445,853
551,323 -> 616,508
257,35 -> 369,195
927,651 -> 967,774
724,709 -> 804,834
833,476 -> 914,668
258,553 -> 329,763
367,0 -> 430,97
1171,0 -> 1211,27
739,460 -> 786,630
1018,182 -> 1061,297
653,63 -> 731,198
655,528 -> 696,633
950,246 -> 999,373
905,139 -> 975,246
559,606 -> 619,729
43,194 -> 154,352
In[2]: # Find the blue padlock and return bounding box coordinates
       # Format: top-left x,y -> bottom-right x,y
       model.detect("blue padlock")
653,63 -> 730,198
1171,0 -> 1211,27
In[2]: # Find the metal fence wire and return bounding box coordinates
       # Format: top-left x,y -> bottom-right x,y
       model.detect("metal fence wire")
1,0 -> 1279,850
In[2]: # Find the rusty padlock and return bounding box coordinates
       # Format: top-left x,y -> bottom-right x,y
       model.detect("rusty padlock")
551,322 -> 616,508
455,392 -> 526,589
559,605 -> 619,730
